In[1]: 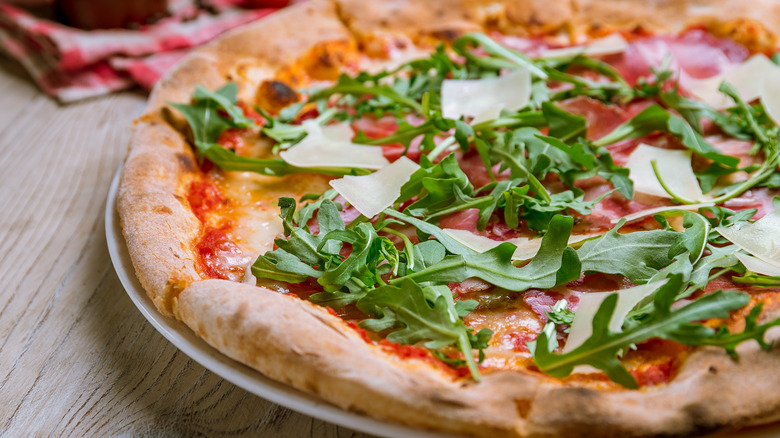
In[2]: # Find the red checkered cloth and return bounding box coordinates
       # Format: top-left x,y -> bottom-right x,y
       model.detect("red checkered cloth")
0,1 -> 281,102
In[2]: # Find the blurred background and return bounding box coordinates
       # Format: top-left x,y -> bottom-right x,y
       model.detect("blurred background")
0,0 -> 295,102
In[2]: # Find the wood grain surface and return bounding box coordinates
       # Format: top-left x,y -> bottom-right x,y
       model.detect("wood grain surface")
0,59 -> 377,438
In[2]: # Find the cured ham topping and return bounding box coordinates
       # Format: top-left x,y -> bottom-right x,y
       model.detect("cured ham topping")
557,97 -> 629,141
523,290 -> 579,323
196,226 -> 249,281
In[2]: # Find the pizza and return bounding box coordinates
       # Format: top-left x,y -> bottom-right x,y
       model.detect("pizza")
117,0 -> 780,436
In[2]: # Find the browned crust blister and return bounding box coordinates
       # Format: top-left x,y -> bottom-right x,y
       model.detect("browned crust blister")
118,1 -> 780,436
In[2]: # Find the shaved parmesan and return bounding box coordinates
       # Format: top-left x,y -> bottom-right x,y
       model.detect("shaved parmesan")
441,68 -> 531,120
443,228 -> 596,260
614,202 -> 715,224
472,104 -> 504,125
735,252 -> 780,277
562,280 -> 669,353
716,209 -> 780,273
625,144 -> 708,201
320,121 -> 355,141
761,76 -> 780,125
540,34 -> 628,58
687,54 -> 780,109
243,257 -> 258,285
280,121 -> 389,169
329,156 -> 420,218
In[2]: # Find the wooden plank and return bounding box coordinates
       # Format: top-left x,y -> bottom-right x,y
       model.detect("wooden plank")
0,66 -> 376,437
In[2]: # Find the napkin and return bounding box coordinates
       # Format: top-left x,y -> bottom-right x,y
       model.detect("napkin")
0,1 -> 281,102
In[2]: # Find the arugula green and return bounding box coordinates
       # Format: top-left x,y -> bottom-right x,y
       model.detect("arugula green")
593,104 -> 739,168
358,280 -> 491,380
576,219 -> 681,283
171,32 -> 779,386
530,276 -> 775,388
172,84 -> 367,177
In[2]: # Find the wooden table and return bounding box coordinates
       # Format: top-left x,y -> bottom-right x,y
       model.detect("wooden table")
0,60 -> 376,437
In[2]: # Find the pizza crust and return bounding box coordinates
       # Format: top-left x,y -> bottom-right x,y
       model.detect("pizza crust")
572,0 -> 780,51
176,280 -> 780,438
118,0 -> 780,435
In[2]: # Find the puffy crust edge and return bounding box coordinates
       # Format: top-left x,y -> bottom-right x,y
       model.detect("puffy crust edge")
177,280 -> 780,438
571,0 -> 780,51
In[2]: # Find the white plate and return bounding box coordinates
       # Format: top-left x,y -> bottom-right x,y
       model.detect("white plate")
106,166 -> 780,438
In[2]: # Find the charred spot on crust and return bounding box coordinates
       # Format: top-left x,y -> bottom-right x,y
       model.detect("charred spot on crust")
428,394 -> 469,408
154,205 -> 173,215
256,80 -> 300,115
708,365 -> 718,374
514,398 -> 532,418
431,29 -> 461,41
176,152 -> 196,173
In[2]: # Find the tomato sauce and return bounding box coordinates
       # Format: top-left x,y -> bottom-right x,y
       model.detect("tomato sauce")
195,225 -> 248,281
187,179 -> 225,223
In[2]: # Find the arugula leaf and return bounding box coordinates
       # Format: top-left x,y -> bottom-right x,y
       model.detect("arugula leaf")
593,104 -> 739,168
536,135 -> 633,199
503,189 -> 608,233
395,215 -> 581,290
733,274 -> 780,287
202,144 -> 365,177
490,130 -> 551,202
530,276 -> 758,388
170,101 -> 233,155
170,83 -> 258,157
398,154 -> 491,221
253,200 -> 400,298
660,89 -> 746,138
193,83 -> 258,129
542,102 -> 587,142
577,220 -> 681,283
453,32 -> 547,79
656,211 -> 710,263
308,74 -> 423,113
357,279 -> 490,380
382,209 -> 478,256
260,107 -> 336,148
547,299 -> 575,326
689,303 -> 780,358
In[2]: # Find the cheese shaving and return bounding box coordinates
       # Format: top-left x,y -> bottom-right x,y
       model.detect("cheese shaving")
472,104 -> 504,125
280,121 -> 389,169
761,75 -> 780,126
735,252 -> 780,277
716,209 -> 780,273
686,54 -> 780,109
540,34 -> 629,58
329,156 -> 420,218
562,279 -> 670,353
613,202 -> 716,224
625,144 -> 708,201
441,68 -> 531,120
